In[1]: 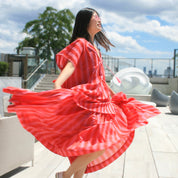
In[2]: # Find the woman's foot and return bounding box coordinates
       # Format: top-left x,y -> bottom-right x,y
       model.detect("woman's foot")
55,172 -> 63,178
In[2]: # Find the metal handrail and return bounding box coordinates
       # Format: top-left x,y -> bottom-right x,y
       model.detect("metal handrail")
22,59 -> 48,89
23,59 -> 48,82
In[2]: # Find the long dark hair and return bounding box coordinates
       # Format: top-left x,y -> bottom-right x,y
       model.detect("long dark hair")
70,8 -> 114,51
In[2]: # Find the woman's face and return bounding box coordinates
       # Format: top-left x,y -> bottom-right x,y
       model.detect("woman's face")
88,12 -> 102,36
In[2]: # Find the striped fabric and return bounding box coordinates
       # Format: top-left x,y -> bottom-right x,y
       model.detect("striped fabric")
3,38 -> 160,173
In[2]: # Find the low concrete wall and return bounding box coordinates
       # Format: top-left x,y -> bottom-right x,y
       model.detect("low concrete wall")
151,78 -> 178,95
0,77 -> 22,117
127,78 -> 178,101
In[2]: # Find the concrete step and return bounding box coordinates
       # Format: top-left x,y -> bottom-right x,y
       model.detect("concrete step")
33,74 -> 58,92
38,81 -> 53,85
41,76 -> 57,79
37,82 -> 53,86
34,89 -> 52,92
42,75 -> 58,78
41,77 -> 57,80
40,79 -> 56,83
41,79 -> 55,81
37,81 -> 54,85
35,85 -> 53,90
35,86 -> 53,90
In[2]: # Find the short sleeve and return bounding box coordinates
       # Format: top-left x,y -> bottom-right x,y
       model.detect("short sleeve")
56,39 -> 85,69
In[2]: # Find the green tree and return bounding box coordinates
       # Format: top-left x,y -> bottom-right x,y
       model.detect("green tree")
17,7 -> 74,68
17,37 -> 38,54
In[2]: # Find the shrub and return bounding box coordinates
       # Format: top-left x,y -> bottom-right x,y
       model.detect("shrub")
0,61 -> 9,76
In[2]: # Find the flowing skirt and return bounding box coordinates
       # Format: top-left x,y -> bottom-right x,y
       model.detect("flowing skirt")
3,86 -> 160,173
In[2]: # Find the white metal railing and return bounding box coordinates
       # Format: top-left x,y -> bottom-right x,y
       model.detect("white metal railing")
102,54 -> 174,78
23,59 -> 48,88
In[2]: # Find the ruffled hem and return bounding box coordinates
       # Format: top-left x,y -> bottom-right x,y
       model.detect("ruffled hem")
3,86 -> 160,173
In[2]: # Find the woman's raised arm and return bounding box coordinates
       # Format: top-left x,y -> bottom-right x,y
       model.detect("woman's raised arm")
54,61 -> 75,89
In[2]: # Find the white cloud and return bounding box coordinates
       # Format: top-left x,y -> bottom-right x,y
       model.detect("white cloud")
106,31 -> 171,58
0,0 -> 50,10
0,18 -> 26,53
107,31 -> 145,52
0,39 -> 18,53
0,0 -> 177,58
102,11 -> 178,42
90,0 -> 178,19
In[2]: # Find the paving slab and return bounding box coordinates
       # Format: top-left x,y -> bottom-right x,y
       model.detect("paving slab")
153,152 -> 178,178
167,133 -> 178,151
123,128 -> 158,178
146,126 -> 177,152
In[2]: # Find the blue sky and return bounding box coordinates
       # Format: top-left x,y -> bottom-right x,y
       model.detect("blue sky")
0,0 -> 178,59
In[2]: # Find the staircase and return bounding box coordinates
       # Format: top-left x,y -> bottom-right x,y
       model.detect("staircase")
33,74 -> 59,92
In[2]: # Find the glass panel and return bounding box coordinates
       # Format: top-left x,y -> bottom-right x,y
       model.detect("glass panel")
102,54 -> 174,78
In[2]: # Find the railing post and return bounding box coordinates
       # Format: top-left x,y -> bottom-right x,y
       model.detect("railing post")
151,58 -> 153,78
23,54 -> 28,88
134,58 -> 136,67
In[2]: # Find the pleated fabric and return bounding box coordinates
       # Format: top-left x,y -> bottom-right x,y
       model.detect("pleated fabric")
3,38 -> 160,173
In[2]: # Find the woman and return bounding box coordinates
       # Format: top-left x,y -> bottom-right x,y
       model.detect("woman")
4,8 -> 160,178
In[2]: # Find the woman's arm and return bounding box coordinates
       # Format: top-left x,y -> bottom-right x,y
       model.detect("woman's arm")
54,61 -> 75,89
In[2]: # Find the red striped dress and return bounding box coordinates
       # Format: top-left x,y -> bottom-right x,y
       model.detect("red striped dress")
3,38 -> 160,173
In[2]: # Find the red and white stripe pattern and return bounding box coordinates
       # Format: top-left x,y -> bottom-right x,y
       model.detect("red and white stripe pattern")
3,38 -> 160,173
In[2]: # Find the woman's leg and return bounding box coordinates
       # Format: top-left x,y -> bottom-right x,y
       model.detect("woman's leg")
63,149 -> 105,178
73,166 -> 87,178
